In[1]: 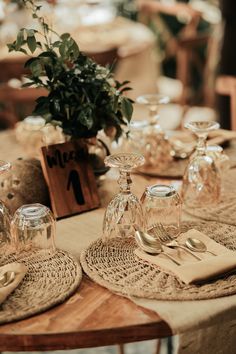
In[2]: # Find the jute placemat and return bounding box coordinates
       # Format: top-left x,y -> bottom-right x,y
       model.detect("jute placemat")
0,249 -> 82,324
184,168 -> 236,226
81,221 -> 236,301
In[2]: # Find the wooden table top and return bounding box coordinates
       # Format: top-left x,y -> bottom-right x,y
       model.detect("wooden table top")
0,277 -> 172,351
0,130 -> 173,351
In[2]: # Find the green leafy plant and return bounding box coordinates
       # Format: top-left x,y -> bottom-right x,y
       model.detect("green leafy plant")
8,0 -> 133,140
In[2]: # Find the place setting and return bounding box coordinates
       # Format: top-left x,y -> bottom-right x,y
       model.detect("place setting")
123,94 -> 236,179
0,160 -> 82,325
80,150 -> 236,301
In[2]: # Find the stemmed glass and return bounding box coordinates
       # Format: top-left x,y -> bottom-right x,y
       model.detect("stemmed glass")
135,94 -> 173,170
0,160 -> 12,252
102,152 -> 145,241
181,121 -> 221,207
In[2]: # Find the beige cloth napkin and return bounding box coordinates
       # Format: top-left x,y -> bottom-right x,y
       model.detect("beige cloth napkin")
0,263 -> 27,305
135,229 -> 236,284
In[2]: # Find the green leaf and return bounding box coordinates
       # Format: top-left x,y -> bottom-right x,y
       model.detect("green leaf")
53,99 -> 61,114
27,35 -> 37,53
29,60 -> 42,76
26,29 -> 37,37
7,43 -> 14,52
45,64 -> 53,80
22,81 -> 34,87
79,109 -> 93,129
15,29 -> 24,50
19,48 -> 28,54
52,41 -> 61,48
60,33 -> 71,40
120,98 -> 133,121
39,51 -> 57,59
24,57 -> 39,68
59,41 -> 67,57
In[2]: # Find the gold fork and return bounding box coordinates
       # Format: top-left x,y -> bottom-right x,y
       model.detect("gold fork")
152,223 -> 202,261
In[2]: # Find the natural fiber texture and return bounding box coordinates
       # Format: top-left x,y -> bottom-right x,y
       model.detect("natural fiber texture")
81,221 -> 236,301
0,249 -> 82,325
184,168 -> 236,226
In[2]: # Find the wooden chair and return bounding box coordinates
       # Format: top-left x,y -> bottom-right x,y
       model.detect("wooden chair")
0,56 -> 48,128
137,0 -> 204,105
216,75 -> 236,131
137,1 -> 221,129
0,46 -> 118,130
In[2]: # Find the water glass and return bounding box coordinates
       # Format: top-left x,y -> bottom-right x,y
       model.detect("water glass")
181,121 -> 221,207
141,184 -> 182,238
11,203 -> 56,255
102,153 -> 145,241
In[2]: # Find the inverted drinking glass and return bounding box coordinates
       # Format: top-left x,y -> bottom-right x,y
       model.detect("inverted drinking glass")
11,203 -> 56,255
141,184 -> 182,239
0,160 -> 11,253
181,121 -> 221,207
102,153 -> 145,241
135,94 -> 173,170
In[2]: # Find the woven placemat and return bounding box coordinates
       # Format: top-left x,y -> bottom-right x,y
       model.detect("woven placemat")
81,221 -> 236,301
0,249 -> 82,325
184,168 -> 236,226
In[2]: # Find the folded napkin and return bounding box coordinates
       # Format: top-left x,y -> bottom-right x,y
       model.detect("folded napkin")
135,229 -> 236,285
0,263 -> 27,305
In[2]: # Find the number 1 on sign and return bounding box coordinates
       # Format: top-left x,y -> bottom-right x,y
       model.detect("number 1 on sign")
67,169 -> 85,205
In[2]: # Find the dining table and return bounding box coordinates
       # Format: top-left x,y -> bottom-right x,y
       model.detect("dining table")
0,129 -> 173,351
0,129 -> 236,354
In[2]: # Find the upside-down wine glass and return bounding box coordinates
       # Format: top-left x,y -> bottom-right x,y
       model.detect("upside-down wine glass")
181,121 -> 221,207
102,152 -> 145,241
135,94 -> 173,170
0,160 -> 12,252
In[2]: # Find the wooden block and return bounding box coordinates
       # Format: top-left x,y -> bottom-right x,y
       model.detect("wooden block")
40,141 -> 100,219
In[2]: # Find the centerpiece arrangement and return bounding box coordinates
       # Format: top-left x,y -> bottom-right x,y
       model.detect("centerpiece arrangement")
8,0 -> 133,171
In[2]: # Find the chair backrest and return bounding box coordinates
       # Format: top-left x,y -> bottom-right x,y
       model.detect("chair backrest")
0,56 -> 47,128
137,2 -> 221,107
216,75 -> 236,131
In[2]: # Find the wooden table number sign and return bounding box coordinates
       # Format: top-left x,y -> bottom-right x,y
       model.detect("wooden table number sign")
40,141 -> 100,218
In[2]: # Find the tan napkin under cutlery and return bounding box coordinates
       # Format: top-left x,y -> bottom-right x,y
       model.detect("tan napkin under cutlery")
135,229 -> 236,284
0,263 -> 27,305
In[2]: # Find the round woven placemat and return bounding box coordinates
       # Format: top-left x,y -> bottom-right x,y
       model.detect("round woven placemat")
0,249 -> 82,325
81,221 -> 236,301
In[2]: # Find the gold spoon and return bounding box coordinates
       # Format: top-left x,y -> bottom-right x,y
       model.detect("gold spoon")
0,271 -> 16,287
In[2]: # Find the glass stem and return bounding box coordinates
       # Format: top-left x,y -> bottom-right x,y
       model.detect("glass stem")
118,170 -> 132,194
196,134 -> 207,155
149,105 -> 159,126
